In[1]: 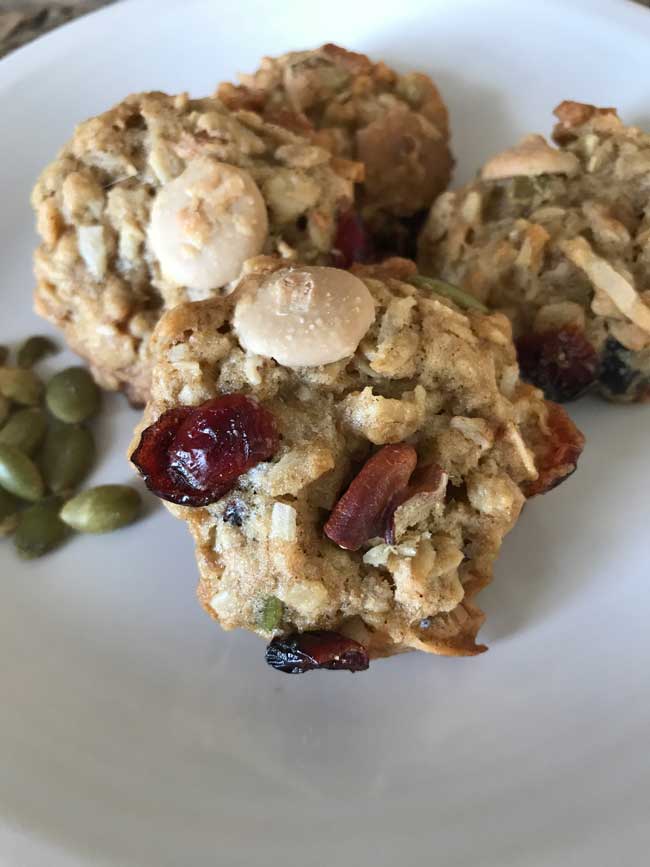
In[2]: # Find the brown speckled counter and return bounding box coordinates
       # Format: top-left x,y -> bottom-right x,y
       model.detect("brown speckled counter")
0,0 -> 649,60
0,1 -> 116,59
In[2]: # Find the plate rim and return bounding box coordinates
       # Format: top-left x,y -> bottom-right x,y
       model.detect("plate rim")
2,0 -> 650,865
2,0 -> 650,86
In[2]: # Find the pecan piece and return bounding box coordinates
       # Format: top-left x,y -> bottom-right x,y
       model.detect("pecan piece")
324,443 -> 417,550
383,463 -> 447,544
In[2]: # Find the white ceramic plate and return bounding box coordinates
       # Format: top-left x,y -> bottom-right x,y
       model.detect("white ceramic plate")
2,0 -> 650,864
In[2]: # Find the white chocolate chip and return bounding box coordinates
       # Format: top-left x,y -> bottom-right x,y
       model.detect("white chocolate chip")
233,265 -> 376,367
148,158 -> 268,292
481,134 -> 579,181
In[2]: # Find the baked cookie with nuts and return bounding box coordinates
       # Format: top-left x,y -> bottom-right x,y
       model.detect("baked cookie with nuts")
31,91 -> 361,404
130,256 -> 583,672
218,43 -> 453,256
419,101 -> 650,402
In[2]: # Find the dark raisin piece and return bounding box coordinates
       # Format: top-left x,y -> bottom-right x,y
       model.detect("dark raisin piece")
516,326 -> 600,402
598,336 -> 639,398
265,631 -> 370,674
332,209 -> 372,268
324,444 -> 417,550
223,500 -> 246,526
131,394 -> 279,506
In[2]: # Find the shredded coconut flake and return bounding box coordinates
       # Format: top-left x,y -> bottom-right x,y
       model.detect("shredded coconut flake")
77,225 -> 107,280
482,134 -> 579,180
269,502 -> 297,541
561,236 -> 650,334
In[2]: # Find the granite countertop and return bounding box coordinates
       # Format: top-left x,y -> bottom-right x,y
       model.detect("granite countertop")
0,0 -> 116,58
0,0 -> 649,59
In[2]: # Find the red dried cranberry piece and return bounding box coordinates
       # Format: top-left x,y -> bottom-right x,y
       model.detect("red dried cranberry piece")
130,406 -> 195,503
524,401 -> 585,497
516,326 -> 599,402
131,394 -> 279,506
324,443 -> 418,550
383,463 -> 447,545
332,209 -> 371,268
265,631 -> 370,674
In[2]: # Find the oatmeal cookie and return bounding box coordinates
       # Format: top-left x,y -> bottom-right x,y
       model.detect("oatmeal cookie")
419,101 -> 650,402
130,256 -> 583,670
31,91 -> 360,404
218,43 -> 453,251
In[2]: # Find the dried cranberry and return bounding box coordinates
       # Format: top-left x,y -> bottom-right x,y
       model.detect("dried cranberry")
324,444 -> 418,550
332,209 -> 371,268
131,394 -> 279,506
524,401 -> 585,497
516,326 -> 599,402
265,631 -> 370,674
130,406 -> 194,499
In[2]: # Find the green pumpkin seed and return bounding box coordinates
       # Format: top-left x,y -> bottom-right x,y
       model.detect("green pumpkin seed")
0,486 -> 20,536
0,444 -> 44,501
259,595 -> 284,632
0,346 -> 8,365
0,367 -> 44,406
409,275 -> 489,313
17,335 -> 58,368
40,424 -> 95,495
0,394 -> 9,426
60,484 -> 141,533
0,408 -> 48,455
14,497 -> 68,559
45,366 -> 100,423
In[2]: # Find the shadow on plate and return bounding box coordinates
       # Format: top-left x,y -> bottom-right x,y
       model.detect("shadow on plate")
481,396 -> 649,644
629,113 -> 650,131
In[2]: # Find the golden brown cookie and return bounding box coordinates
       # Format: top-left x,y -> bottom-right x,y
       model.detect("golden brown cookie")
32,91 -> 360,404
130,256 -> 584,671
218,44 -> 453,251
419,101 -> 650,403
